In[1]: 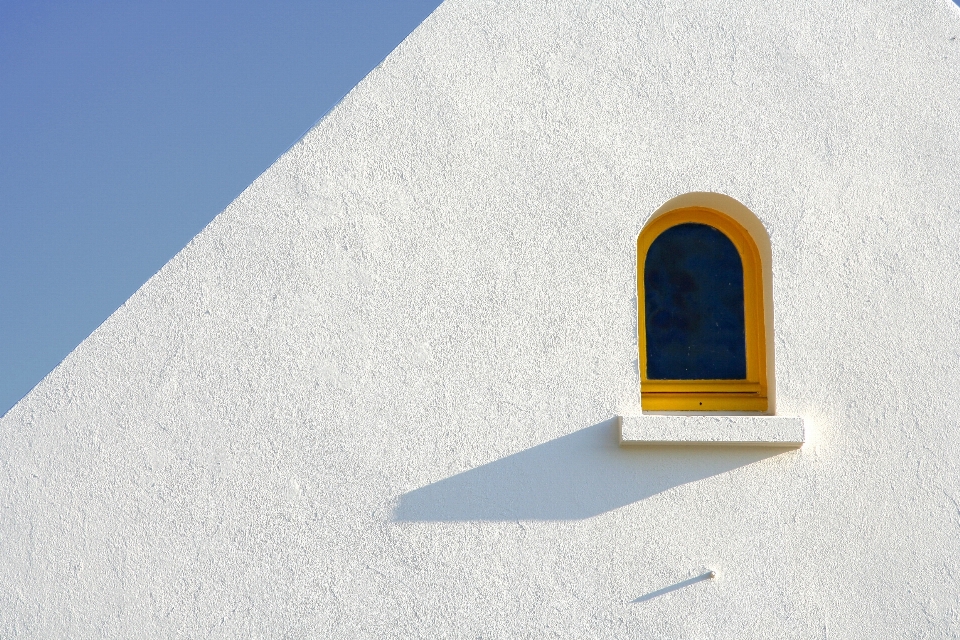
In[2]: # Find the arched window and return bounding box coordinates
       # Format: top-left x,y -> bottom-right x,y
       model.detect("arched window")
637,207 -> 768,412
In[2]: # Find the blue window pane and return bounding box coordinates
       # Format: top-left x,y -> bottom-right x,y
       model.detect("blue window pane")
644,223 -> 746,380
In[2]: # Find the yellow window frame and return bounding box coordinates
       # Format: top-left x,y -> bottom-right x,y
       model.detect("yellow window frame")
637,207 -> 768,412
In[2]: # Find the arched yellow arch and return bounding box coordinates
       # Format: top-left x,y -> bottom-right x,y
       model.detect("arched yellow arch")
638,206 -> 768,412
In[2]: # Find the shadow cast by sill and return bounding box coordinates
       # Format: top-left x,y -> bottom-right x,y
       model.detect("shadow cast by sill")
395,418 -> 791,522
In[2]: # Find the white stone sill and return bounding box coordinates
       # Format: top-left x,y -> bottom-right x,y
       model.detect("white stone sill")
618,415 -> 804,447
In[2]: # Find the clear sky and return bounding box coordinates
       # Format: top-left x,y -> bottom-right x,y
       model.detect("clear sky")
0,0 -> 443,415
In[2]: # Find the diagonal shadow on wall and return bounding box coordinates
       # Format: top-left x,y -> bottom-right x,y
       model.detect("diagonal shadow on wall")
395,418 -> 787,521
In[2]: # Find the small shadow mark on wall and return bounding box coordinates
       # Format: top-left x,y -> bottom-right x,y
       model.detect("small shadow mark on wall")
395,418 -> 786,521
633,572 -> 714,603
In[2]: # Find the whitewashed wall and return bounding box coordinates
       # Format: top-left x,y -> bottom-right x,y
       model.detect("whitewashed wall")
2,0 -> 960,636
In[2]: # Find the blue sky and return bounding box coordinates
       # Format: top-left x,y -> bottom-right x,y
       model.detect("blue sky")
0,1 -> 443,415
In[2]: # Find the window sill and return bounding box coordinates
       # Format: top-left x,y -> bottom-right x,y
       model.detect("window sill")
618,414 -> 804,447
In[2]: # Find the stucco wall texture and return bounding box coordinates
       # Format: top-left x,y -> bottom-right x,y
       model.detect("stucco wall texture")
3,0 -> 960,636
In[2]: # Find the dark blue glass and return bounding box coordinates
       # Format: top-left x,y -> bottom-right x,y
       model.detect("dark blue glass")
644,223 -> 746,380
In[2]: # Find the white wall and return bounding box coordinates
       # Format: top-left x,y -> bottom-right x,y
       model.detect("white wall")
3,0 -> 960,636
